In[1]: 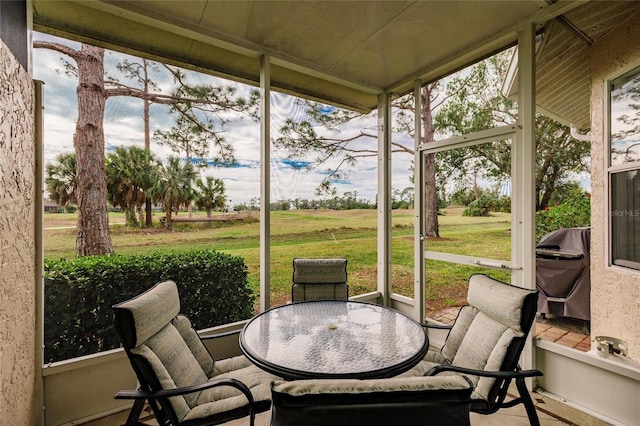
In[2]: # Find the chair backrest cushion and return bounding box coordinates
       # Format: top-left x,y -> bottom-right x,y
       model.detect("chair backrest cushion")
132,323 -> 209,418
270,375 -> 472,426
173,315 -> 214,376
438,274 -> 538,401
466,274 -> 536,333
292,258 -> 347,284
291,283 -> 349,301
440,305 -> 478,363
113,280 -> 214,421
113,280 -> 181,349
451,312 -> 520,399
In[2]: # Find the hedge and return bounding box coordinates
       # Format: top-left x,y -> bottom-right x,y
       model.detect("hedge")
44,249 -> 254,363
535,193 -> 591,242
462,195 -> 493,217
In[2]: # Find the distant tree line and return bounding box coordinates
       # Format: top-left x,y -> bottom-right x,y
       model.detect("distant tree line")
47,150 -> 420,218
268,192 -> 376,211
234,187 -> 415,212
46,148 -> 226,226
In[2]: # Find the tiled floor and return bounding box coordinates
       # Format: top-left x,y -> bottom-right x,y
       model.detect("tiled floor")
535,322 -> 591,351
92,389 -> 609,426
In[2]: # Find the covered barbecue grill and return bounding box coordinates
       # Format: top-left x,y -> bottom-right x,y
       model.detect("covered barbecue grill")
535,227 -> 591,321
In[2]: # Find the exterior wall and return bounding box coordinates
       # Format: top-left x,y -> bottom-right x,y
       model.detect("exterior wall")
0,38 -> 37,423
590,11 -> 640,360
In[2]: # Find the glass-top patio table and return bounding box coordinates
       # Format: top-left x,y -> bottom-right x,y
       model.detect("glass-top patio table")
239,300 -> 429,380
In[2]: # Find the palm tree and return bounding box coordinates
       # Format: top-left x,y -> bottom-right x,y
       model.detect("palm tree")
148,157 -> 197,222
45,152 -> 77,209
106,146 -> 156,226
195,176 -> 227,218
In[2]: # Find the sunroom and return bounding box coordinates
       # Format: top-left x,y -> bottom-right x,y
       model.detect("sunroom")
1,1 -> 639,425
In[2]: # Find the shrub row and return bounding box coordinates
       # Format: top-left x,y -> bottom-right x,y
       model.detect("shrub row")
535,193 -> 591,242
462,195 -> 511,217
44,249 -> 254,363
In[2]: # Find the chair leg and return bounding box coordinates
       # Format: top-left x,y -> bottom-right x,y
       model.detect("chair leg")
515,376 -> 540,426
249,404 -> 255,426
124,398 -> 146,426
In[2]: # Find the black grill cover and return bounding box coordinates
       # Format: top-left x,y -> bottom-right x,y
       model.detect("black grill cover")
535,227 -> 590,321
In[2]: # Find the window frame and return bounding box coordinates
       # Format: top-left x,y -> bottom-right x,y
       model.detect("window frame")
607,63 -> 640,272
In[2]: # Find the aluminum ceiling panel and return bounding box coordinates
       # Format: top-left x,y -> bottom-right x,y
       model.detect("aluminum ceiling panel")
341,1 -> 545,90
504,1 -> 640,129
536,19 -> 592,129
198,1 -> 415,70
33,0 -> 590,116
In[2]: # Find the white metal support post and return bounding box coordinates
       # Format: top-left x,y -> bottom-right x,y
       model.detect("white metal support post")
515,24 -> 537,374
413,81 -> 426,322
377,93 -> 392,305
35,79 -> 45,425
260,55 -> 271,312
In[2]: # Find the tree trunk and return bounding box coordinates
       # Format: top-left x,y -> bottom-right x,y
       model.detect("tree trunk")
421,85 -> 439,238
539,166 -> 561,210
125,207 -> 137,226
74,45 -> 114,256
143,60 -> 153,227
144,97 -> 153,226
186,145 -> 193,218
473,174 -> 479,200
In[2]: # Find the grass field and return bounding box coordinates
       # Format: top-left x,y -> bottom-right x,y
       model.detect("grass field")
44,208 -> 511,315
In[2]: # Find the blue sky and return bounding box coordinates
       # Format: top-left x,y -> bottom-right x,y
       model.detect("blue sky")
33,32 -> 414,206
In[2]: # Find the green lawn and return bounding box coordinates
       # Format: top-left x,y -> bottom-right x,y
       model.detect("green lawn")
44,208 -> 511,314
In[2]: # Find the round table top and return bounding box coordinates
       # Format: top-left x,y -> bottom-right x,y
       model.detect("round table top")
239,300 -> 428,380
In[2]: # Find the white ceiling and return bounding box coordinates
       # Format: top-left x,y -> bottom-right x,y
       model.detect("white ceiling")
32,0 -> 639,126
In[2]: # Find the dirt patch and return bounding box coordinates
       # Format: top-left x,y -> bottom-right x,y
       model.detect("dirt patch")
425,236 -> 452,242
169,211 -> 255,223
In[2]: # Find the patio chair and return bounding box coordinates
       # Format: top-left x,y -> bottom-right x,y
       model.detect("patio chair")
400,274 -> 543,425
291,257 -> 349,302
112,280 -> 279,426
269,375 -> 474,426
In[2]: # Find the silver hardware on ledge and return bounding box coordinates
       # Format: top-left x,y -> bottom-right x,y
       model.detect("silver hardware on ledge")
595,336 -> 628,358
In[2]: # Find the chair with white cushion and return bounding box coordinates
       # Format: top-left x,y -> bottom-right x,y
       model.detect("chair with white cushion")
400,274 -> 543,425
291,257 -> 349,302
112,280 -> 279,426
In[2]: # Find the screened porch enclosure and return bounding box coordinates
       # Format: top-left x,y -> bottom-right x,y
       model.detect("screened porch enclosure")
4,1 -> 637,425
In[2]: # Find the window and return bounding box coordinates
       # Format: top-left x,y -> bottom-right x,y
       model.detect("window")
609,65 -> 640,271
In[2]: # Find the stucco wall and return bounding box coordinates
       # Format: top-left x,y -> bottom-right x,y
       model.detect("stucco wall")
590,12 -> 640,360
0,40 -> 37,423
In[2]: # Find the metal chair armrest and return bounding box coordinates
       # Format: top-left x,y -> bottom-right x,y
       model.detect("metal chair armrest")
425,364 -> 542,379
420,322 -> 453,330
115,377 -> 255,425
116,377 -> 253,401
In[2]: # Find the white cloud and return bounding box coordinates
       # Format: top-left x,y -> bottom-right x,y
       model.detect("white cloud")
33,32 -> 415,206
